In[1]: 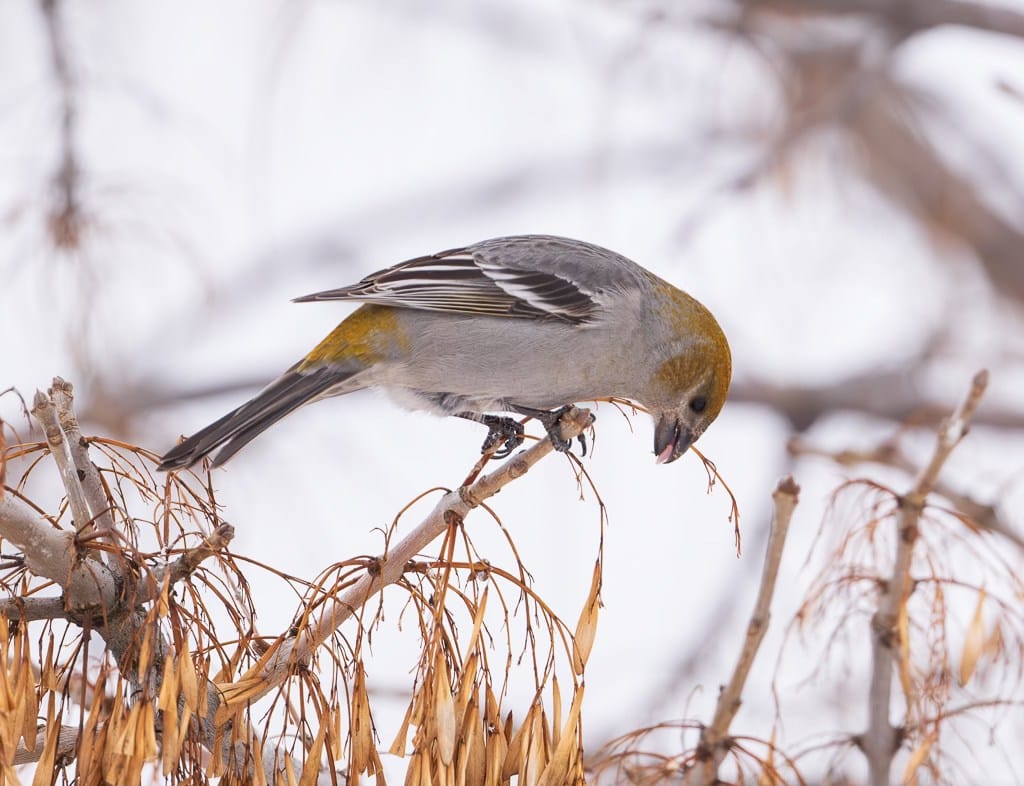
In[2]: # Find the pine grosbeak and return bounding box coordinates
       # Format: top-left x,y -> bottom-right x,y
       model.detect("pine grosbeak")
158,235 -> 731,470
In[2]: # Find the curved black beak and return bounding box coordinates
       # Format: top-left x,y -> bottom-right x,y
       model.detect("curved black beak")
654,415 -> 694,464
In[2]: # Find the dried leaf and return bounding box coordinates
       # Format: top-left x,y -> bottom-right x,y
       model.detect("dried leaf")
459,694 -> 485,786
434,659 -> 456,767
572,561 -> 602,675
390,701 -> 414,757
959,589 -> 987,686
901,732 -> 936,785
299,715 -> 327,786
178,643 -> 198,712
550,675 -> 562,750
501,708 -> 530,782
284,751 -> 299,786
157,654 -> 178,712
350,663 -> 375,775
31,716 -> 60,786
538,684 -> 585,786
465,586 -> 489,656
161,700 -> 179,775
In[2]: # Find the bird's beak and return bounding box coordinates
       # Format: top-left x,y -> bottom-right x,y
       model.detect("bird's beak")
654,415 -> 694,464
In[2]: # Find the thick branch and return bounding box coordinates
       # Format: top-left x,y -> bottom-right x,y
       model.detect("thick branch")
13,725 -> 79,766
31,389 -> 94,536
686,476 -> 800,785
50,379 -> 119,547
0,491 -> 116,612
861,370 -> 988,785
0,595 -> 69,622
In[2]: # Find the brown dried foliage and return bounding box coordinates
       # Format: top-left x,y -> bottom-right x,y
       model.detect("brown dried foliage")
0,386 -> 607,784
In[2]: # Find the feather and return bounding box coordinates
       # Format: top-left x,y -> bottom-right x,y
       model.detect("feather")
292,237 -> 611,324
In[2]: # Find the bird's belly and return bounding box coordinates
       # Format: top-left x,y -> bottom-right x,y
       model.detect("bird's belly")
376,314 -> 638,414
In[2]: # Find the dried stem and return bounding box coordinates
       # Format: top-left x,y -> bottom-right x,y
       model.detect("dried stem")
686,476 -> 800,784
860,370 -> 989,785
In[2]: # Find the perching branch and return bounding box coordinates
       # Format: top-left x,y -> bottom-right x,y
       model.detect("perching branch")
859,370 -> 989,785
685,476 -> 800,785
211,407 -> 595,725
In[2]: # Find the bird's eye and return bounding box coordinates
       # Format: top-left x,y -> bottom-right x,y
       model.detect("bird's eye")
689,396 -> 708,414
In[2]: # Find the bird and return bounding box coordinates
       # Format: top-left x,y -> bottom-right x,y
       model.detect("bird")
157,235 -> 731,471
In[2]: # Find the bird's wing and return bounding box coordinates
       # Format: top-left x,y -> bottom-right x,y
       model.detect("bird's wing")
293,235 -> 646,324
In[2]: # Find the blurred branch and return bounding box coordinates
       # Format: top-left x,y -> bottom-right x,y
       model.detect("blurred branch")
859,369 -> 988,784
38,0 -> 84,250
685,476 -> 799,785
730,369 -> 1024,432
737,0 -> 1024,40
789,432 -> 1024,549
707,0 -> 1024,305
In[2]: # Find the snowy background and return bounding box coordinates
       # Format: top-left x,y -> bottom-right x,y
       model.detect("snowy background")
3,1 -> 1024,782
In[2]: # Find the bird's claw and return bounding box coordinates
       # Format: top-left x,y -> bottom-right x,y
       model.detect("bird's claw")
517,404 -> 590,457
479,416 -> 525,458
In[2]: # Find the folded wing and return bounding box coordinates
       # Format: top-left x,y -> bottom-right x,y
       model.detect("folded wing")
293,236 -> 620,324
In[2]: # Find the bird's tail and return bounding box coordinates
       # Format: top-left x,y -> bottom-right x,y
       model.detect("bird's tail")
157,364 -> 360,471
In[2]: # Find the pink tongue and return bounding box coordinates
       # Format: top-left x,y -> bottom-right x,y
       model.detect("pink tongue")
656,442 -> 675,464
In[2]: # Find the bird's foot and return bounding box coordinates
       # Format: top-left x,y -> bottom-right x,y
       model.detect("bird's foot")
471,414 -> 525,458
512,404 -> 589,456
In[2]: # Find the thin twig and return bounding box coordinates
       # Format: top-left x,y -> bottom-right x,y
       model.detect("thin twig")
145,523 -> 235,599
685,476 -> 800,784
790,434 -> 1023,550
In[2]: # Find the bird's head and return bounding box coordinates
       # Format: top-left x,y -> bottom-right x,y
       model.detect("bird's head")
646,291 -> 732,464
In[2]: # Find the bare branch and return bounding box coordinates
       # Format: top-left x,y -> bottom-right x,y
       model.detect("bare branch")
38,0 -> 85,250
0,596 -> 69,622
739,0 -> 1024,40
50,379 -> 119,546
0,491 -> 116,612
31,389 -> 94,536
146,523 -> 235,598
13,725 -> 79,766
686,476 -> 800,784
861,370 -> 989,784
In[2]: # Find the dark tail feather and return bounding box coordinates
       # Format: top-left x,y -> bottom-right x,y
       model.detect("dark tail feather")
157,365 -> 358,470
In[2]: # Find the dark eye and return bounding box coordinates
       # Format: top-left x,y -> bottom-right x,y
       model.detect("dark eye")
689,396 -> 708,414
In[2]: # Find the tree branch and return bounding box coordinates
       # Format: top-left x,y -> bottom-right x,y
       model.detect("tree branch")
685,476 -> 800,784
860,370 -> 988,785
738,0 -> 1024,40
0,490 -> 117,613
212,407 -> 595,724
